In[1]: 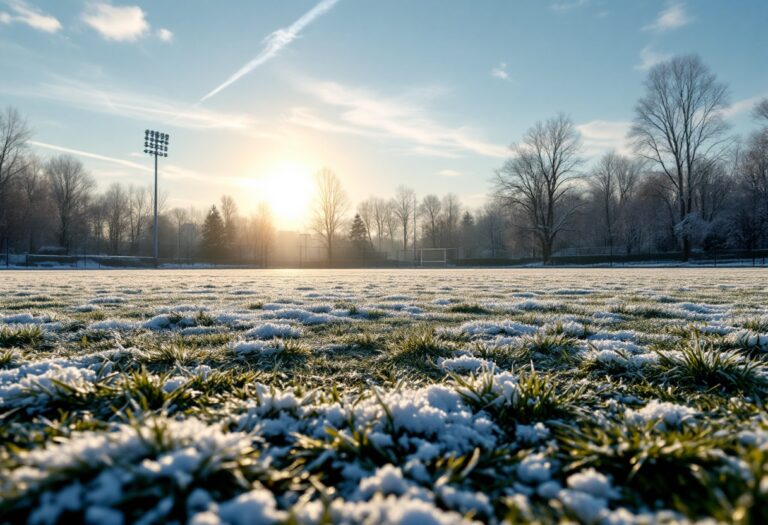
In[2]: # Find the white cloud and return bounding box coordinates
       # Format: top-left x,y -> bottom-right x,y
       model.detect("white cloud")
491,62 -> 509,80
720,95 -> 767,120
438,169 -> 461,177
4,76 -> 275,138
286,106 -> 378,137
199,0 -> 340,103
82,3 -> 149,41
29,141 -> 210,185
29,140 -> 151,172
635,46 -> 671,71
293,78 -> 508,159
3,0 -> 61,32
408,146 -> 461,159
644,1 -> 691,31
576,120 -> 632,156
157,27 -> 173,42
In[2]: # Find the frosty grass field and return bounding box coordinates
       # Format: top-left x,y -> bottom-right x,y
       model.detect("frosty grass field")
1,268 -> 768,525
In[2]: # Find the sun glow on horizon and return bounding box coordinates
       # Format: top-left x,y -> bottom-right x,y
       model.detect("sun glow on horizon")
250,160 -> 315,231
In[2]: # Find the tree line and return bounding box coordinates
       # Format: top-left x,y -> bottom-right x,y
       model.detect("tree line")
313,55 -> 768,263
491,55 -> 767,262
1,54 -> 767,264
0,114 -> 276,262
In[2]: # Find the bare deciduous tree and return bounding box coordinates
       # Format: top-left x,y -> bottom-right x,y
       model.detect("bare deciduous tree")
495,114 -> 582,263
251,202 -> 275,266
441,193 -> 461,248
356,199 -> 375,245
0,107 -> 32,246
477,201 -> 507,258
373,198 -> 394,253
45,155 -> 95,253
392,186 -> 416,251
589,152 -> 644,253
738,132 -> 768,247
311,168 -> 349,263
754,98 -> 768,123
170,207 -> 189,260
128,185 -> 151,254
695,156 -> 735,222
358,197 -> 398,253
19,155 -> 48,253
220,195 -> 239,245
103,182 -> 129,255
420,194 -> 442,248
629,54 -> 730,260
383,200 -> 398,252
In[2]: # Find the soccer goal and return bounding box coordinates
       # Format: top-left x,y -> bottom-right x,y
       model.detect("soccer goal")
418,248 -> 448,267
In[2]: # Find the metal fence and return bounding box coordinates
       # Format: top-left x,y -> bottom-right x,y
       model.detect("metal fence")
457,249 -> 768,267
2,249 -> 767,269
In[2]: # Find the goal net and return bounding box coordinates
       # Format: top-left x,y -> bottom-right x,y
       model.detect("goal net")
419,248 -> 447,266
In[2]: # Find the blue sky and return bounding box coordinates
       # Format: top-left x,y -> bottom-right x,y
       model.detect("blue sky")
1,0 -> 767,229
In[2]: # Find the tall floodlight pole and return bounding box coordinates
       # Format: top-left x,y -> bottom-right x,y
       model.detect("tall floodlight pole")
413,195 -> 417,265
143,130 -> 169,264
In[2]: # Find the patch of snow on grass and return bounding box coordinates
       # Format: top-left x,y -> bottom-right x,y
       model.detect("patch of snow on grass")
180,326 -> 221,336
0,363 -> 99,409
592,311 -> 623,324
588,330 -> 640,342
230,340 -> 284,356
293,494 -> 475,525
516,423 -> 551,445
517,453 -> 553,484
88,319 -> 138,331
244,323 -> 301,339
514,299 -> 561,311
543,321 -> 586,337
726,329 -> 768,351
625,400 -> 697,430
357,464 -> 410,498
87,296 -> 126,305
566,468 -> 619,499
1,313 -> 53,324
557,488 -> 608,524
263,308 -> 347,325
460,320 -> 537,338
143,314 -> 195,331
439,355 -> 493,374
190,488 -> 286,525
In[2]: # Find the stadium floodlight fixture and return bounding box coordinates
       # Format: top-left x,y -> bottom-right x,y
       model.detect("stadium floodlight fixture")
143,129 -> 170,263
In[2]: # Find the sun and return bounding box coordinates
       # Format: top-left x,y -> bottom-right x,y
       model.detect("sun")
257,161 -> 314,229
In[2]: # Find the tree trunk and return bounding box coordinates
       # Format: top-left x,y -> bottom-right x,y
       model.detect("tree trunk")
541,236 -> 551,264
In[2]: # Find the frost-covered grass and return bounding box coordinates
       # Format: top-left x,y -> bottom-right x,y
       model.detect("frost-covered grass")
1,268 -> 768,524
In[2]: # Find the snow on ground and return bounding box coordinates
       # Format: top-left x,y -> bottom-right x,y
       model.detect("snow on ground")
1,268 -> 767,524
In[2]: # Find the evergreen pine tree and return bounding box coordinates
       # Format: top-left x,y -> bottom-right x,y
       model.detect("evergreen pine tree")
201,205 -> 226,260
349,213 -> 369,257
460,210 -> 476,257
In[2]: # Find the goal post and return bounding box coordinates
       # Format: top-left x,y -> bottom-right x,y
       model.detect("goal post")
395,248 -> 457,266
419,248 -> 448,267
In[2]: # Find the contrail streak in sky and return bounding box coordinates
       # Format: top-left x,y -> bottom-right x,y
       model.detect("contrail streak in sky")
198,0 -> 340,104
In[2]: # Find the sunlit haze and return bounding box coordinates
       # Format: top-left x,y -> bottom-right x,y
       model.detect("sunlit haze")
2,0 -> 766,232
248,160 -> 315,230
